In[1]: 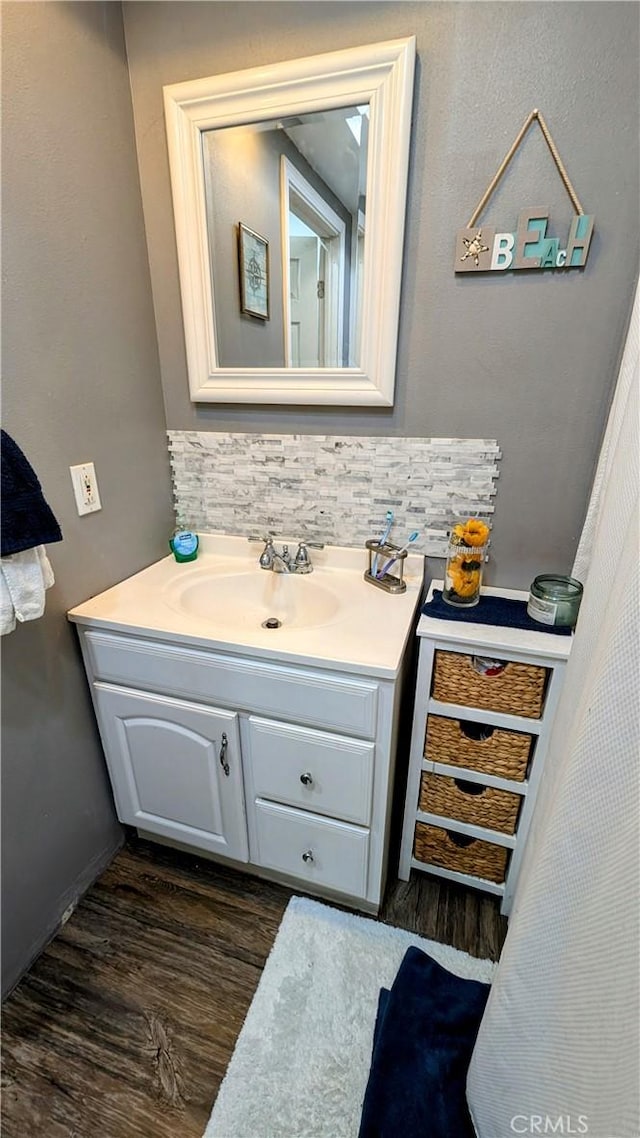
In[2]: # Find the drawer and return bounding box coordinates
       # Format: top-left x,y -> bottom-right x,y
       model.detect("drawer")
418,772 -> 521,835
425,715 -> 532,781
83,630 -> 378,738
253,799 -> 369,898
414,822 -> 508,884
246,717 -> 374,826
431,651 -> 547,719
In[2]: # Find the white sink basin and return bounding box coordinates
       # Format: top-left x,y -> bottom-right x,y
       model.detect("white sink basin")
164,567 -> 342,631
68,534 -> 425,678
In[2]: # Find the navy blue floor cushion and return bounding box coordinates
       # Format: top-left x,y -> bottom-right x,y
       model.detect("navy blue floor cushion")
358,946 -> 490,1138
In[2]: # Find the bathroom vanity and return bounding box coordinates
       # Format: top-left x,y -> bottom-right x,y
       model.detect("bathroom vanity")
68,535 -> 423,912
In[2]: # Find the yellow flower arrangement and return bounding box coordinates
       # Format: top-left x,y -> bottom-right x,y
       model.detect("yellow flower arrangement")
451,518 -> 490,548
461,518 -> 490,547
447,567 -> 480,597
444,518 -> 490,605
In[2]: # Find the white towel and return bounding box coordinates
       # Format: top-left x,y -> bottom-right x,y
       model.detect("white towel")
0,546 -> 55,635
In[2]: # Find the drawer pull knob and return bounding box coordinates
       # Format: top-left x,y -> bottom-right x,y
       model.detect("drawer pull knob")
302,850 -> 314,864
300,772 -> 314,787
219,732 -> 230,777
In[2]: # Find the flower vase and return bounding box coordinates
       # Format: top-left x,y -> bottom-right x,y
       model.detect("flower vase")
442,520 -> 489,607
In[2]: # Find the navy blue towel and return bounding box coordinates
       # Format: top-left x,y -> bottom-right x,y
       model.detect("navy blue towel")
1,430 -> 63,556
358,947 -> 490,1138
422,588 -> 573,636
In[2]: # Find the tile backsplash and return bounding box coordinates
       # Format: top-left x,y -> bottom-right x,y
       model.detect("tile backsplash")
168,432 -> 501,557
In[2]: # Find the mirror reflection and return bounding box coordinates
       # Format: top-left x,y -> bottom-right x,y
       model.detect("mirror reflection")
202,104 -> 369,369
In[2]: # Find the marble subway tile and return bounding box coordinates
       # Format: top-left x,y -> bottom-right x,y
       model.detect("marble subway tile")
167,432 -> 500,556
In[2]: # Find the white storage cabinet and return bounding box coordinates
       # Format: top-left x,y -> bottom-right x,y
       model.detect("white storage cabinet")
77,626 -> 408,912
399,583 -> 572,915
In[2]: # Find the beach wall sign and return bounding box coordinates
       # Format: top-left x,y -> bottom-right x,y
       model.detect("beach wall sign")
456,110 -> 595,277
455,210 -> 595,273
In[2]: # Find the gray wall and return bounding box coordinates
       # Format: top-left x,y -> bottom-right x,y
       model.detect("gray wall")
204,128 -> 287,366
204,127 -> 351,367
1,2 -> 173,997
123,1 -> 639,586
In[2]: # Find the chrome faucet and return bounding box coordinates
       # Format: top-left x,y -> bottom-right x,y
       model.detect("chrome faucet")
249,535 -> 324,573
272,544 -> 292,573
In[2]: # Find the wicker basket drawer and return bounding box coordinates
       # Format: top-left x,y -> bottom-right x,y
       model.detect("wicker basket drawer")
414,822 -> 508,884
431,651 -> 547,719
419,772 -> 521,835
424,714 -> 532,781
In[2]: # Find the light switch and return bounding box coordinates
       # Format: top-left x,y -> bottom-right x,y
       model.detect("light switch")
69,462 -> 102,515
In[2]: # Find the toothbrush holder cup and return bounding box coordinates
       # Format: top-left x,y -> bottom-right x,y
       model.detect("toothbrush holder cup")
364,539 -> 407,594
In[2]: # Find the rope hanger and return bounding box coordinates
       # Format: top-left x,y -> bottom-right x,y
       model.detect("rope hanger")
467,109 -> 585,229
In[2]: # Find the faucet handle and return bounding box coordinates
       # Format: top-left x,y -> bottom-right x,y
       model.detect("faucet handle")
294,543 -> 311,572
250,534 -> 275,569
294,540 -> 323,572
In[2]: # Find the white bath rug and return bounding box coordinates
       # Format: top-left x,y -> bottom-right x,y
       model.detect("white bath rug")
204,895 -> 495,1138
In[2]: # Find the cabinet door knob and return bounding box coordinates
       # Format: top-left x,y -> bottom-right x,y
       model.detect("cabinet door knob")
300,771 -> 313,786
302,850 -> 314,864
219,732 -> 230,777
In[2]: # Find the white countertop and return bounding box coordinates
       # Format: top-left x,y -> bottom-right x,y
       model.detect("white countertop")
68,534 -> 425,679
417,581 -> 573,660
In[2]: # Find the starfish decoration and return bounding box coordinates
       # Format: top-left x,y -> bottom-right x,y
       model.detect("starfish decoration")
461,229 -> 490,267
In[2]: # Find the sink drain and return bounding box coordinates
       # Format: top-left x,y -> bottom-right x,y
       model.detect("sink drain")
262,616 -> 283,630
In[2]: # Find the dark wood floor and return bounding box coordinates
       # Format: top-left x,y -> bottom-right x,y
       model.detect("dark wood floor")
1,838 -> 506,1138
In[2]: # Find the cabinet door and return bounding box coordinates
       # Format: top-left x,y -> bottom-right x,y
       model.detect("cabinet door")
93,683 -> 248,862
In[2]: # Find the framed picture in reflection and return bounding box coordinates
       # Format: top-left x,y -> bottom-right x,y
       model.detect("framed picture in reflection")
238,223 -> 270,320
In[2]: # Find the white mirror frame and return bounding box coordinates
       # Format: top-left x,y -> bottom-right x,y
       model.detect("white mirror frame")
163,37 -> 416,406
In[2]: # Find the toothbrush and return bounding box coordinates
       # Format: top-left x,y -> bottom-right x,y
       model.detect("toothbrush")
377,531 -> 420,578
372,509 -> 394,575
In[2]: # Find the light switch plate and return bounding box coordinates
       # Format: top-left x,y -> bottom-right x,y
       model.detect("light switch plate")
69,462 -> 102,515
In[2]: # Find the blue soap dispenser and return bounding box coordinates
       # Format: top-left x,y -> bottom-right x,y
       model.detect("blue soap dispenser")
169,527 -> 199,563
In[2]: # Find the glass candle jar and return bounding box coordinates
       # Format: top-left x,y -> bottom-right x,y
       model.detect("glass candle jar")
442,539 -> 487,608
527,574 -> 583,629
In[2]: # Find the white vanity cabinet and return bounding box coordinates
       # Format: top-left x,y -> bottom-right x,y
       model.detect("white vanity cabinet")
75,625 -> 407,912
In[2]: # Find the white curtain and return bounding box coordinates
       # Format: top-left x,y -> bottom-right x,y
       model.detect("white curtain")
468,279 -> 639,1138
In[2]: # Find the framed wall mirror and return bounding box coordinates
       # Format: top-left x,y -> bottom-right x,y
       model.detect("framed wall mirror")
163,37 -> 415,406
